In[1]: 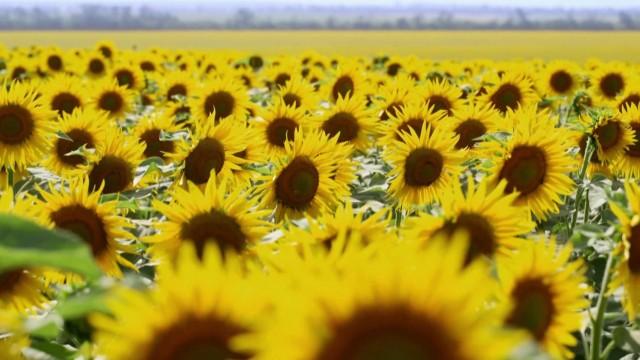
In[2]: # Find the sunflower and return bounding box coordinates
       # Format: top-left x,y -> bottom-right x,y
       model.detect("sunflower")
263,59 -> 299,90
273,74 -> 318,110
92,244 -> 265,360
584,113 -> 635,165
0,81 -> 55,170
418,78 -> 462,116
450,102 -> 504,151
90,79 -> 134,120
28,177 -> 136,277
404,177 -> 535,264
44,108 -> 110,175
172,114 -> 247,186
82,130 -> 145,194
134,52 -> 163,74
4,54 -> 35,82
384,122 -> 464,208
0,190 -> 53,311
192,76 -> 251,123
379,101 -> 447,145
82,50 -> 109,78
145,175 -> 271,260
40,74 -> 85,117
254,100 -> 308,158
539,61 -> 581,97
159,71 -> 196,103
614,84 -> 640,112
371,75 -> 418,122
0,309 -> 28,359
481,72 -> 538,114
110,61 -> 145,91
324,61 -> 367,103
306,201 -> 389,250
133,113 -> 182,160
313,94 -> 377,151
590,62 -> 631,104
257,129 -> 351,221
609,181 -> 640,320
96,41 -> 116,60
616,104 -> 640,178
247,235 -> 517,360
497,239 -> 588,359
484,111 -> 575,220
39,47 -> 69,75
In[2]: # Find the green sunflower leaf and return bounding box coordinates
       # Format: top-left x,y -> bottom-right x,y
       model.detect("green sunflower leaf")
0,213 -> 102,281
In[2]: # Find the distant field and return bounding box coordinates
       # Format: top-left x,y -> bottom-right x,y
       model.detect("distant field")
1,30 -> 639,60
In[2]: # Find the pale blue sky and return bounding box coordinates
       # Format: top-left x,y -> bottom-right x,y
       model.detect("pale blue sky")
15,0 -> 640,8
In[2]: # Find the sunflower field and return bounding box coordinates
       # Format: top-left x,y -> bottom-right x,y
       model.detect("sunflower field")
2,42 -> 640,360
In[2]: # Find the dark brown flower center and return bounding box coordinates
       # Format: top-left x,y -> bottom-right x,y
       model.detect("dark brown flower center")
315,304 -> 464,360
619,94 -> 640,111
50,205 -> 109,257
274,73 -> 291,88
167,84 -> 187,101
51,92 -> 81,116
99,46 -> 112,59
204,91 -> 235,122
11,67 -> 27,81
140,129 -> 174,159
47,55 -> 63,71
0,104 -> 34,145
145,316 -> 250,360
600,73 -> 624,99
396,118 -> 429,141
380,102 -> 403,121
267,117 -> 298,148
386,63 -> 402,77
282,93 -> 301,108
140,61 -> 155,72
426,95 -> 452,115
579,135 -> 602,164
549,70 -> 573,94
56,128 -> 94,166
489,83 -> 522,113
275,156 -> 319,210
506,277 -> 555,341
98,91 -> 124,114
626,123 -> 640,157
403,148 -> 443,187
115,69 -> 135,89
594,120 -> 622,152
454,119 -> 486,149
248,55 -> 264,71
89,59 -> 105,75
322,111 -> 359,143
627,224 -> 640,274
499,145 -> 546,196
0,269 -> 25,295
180,210 -> 247,259
89,155 -> 132,194
332,75 -> 355,100
434,213 -> 495,264
184,138 -> 225,185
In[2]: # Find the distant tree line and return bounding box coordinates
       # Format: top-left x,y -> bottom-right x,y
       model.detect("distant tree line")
0,5 -> 639,30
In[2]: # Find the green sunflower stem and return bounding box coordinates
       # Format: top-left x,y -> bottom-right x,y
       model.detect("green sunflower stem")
590,251 -> 614,360
569,135 -> 595,236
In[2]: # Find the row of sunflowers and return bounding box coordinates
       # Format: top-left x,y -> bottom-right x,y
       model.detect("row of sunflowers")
1,42 -> 640,359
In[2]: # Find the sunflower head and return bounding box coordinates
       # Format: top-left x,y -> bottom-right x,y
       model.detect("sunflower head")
314,94 -> 377,151
92,243 -> 267,360
0,81 -> 55,170
90,79 -> 133,120
497,239 -> 588,359
82,131 -> 145,194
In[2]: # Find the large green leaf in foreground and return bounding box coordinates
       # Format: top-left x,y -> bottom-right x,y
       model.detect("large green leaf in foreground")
0,213 -> 102,281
